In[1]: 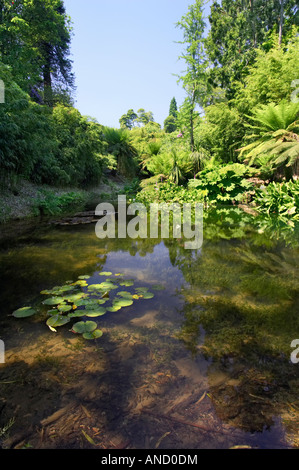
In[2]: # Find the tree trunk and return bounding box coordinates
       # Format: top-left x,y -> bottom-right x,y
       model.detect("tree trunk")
278,0 -> 285,46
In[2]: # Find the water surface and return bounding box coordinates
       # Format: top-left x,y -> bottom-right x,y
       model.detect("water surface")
0,208 -> 298,449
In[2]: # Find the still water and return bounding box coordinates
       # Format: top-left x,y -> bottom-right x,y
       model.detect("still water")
0,208 -> 298,449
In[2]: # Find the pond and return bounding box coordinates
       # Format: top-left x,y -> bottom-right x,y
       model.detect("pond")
0,207 -> 298,449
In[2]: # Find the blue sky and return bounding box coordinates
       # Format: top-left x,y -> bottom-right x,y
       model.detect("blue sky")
64,0 -> 211,128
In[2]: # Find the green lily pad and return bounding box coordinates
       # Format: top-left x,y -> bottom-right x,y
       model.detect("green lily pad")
47,309 -> 59,316
83,330 -> 103,340
119,280 -> 134,287
72,321 -> 97,334
106,305 -> 122,312
72,280 -> 88,287
135,287 -> 149,293
58,304 -> 73,313
68,311 -> 86,318
78,275 -> 91,280
113,298 -> 133,308
46,315 -> 70,332
141,292 -> 154,299
12,307 -> 37,318
99,272 -> 112,276
63,293 -> 86,303
88,284 -> 106,291
117,291 -> 133,299
43,297 -> 65,306
84,307 -> 106,318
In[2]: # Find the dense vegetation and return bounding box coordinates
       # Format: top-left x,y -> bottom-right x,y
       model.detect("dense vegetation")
0,0 -> 298,227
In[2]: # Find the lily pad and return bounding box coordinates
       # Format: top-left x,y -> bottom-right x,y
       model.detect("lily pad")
46,315 -> 70,332
72,280 -> 88,287
99,272 -> 112,276
72,321 -> 97,334
68,311 -> 86,318
47,309 -> 59,316
113,298 -> 133,308
78,275 -> 91,280
83,330 -> 103,340
58,304 -> 73,313
43,297 -> 65,306
119,280 -> 134,287
63,293 -> 86,303
117,291 -> 133,299
12,307 -> 37,318
84,307 -> 106,318
106,305 -> 122,312
141,292 -> 154,299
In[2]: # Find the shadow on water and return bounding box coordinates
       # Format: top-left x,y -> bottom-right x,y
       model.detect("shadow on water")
0,207 -> 298,448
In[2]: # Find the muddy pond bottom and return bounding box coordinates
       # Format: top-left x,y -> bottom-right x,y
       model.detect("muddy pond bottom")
0,209 -> 298,449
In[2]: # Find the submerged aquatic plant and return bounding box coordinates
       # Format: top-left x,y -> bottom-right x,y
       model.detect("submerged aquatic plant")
12,271 -> 155,340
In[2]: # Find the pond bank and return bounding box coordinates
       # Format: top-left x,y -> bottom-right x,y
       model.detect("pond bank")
0,176 -> 127,225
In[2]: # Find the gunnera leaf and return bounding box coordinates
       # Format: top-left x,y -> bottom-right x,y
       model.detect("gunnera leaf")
12,307 -> 37,318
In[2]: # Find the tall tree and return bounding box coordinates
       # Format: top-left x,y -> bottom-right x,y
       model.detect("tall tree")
176,0 -> 207,151
169,97 -> 178,118
205,0 -> 299,99
0,0 -> 74,105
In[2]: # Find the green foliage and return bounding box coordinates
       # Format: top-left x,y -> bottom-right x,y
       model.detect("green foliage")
205,0 -> 299,100
233,35 -> 299,113
103,127 -> 138,177
164,115 -> 177,134
32,190 -> 87,216
196,103 -> 245,163
190,163 -> 255,204
254,179 -> 299,226
239,101 -> 299,174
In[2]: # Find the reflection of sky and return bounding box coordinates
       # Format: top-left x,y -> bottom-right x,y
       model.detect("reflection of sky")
101,241 -> 186,290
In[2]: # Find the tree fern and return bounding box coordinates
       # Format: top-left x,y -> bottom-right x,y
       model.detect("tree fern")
239,101 -> 299,174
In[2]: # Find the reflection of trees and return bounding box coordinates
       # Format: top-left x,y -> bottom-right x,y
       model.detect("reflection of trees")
169,208 -> 299,436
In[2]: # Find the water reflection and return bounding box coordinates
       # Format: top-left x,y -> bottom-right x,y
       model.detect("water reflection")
0,207 -> 298,448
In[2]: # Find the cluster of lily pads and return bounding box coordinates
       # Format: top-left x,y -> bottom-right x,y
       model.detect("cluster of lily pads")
12,271 -> 156,340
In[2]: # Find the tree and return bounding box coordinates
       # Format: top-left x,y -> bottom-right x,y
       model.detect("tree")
164,115 -> 177,133
169,97 -> 178,118
205,0 -> 299,100
0,0 -> 74,104
176,0 -> 207,151
136,108 -> 154,126
119,109 -> 138,129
